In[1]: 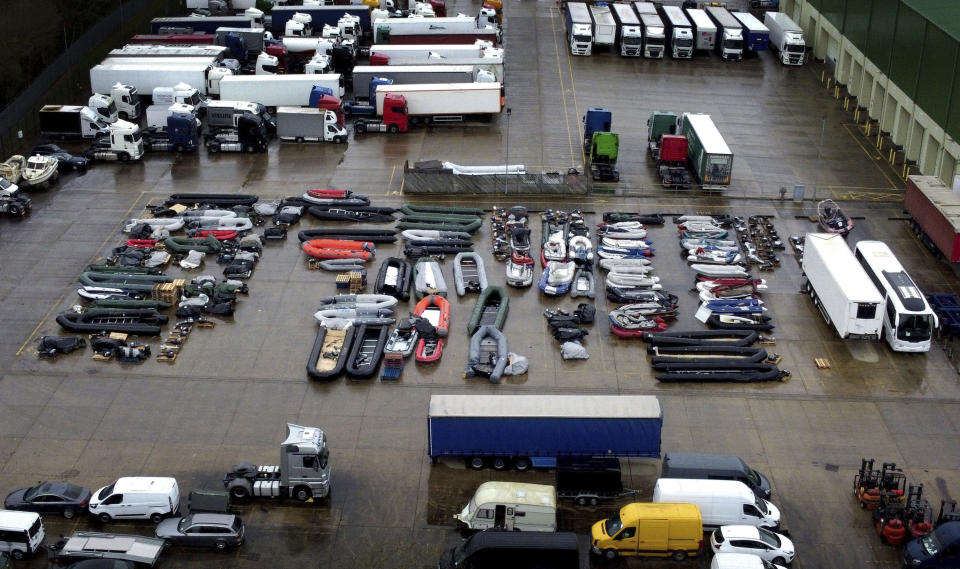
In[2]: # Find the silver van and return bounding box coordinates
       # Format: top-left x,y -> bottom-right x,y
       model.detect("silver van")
662,452 -> 772,499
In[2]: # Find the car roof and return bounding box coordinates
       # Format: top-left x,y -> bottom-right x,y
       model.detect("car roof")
187,512 -> 236,525
721,525 -> 761,539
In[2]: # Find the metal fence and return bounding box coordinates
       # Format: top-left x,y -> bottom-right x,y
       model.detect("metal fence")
0,0 -> 176,158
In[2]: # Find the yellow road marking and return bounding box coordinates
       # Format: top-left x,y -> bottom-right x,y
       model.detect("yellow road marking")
386,164 -> 396,196
842,123 -> 900,190
549,5 -> 577,169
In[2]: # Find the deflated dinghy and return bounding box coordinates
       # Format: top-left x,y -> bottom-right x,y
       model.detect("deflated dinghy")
467,286 -> 509,335
463,325 -> 509,383
453,252 -> 487,296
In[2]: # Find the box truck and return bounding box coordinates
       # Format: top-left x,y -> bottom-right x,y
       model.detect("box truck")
588,4 -> 616,47
90,61 -> 233,98
610,3 -> 642,57
732,12 -> 769,52
591,503 -> 703,560
374,16 -> 499,46
652,479 -> 780,529
658,5 -> 693,59
903,175 -> 960,263
679,113 -> 733,190
38,105 -> 111,139
354,82 -> 502,133
764,12 -> 804,65
276,107 -> 348,143
638,12 -> 665,59
705,6 -> 744,61
218,74 -> 345,107
427,394 -> 662,470
563,2 -> 593,56
684,8 -> 715,52
454,482 -> 557,532
801,233 -> 883,339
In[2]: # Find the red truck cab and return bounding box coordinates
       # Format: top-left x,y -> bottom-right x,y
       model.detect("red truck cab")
381,93 -> 409,133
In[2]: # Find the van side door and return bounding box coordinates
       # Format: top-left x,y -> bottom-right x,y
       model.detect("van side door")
741,503 -> 764,524
610,526 -> 638,555
635,519 -> 668,555
100,493 -> 126,518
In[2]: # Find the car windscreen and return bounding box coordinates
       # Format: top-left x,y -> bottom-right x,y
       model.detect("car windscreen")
98,483 -> 116,500
757,527 -> 780,547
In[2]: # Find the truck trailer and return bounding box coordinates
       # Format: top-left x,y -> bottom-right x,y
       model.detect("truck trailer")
588,4 -> 617,48
732,12 -> 769,52
427,394 -> 663,470
802,233 -> 883,339
369,41 -> 495,61
679,112 -> 732,190
350,65 -> 477,91
610,3 -> 642,57
658,5 -> 693,59
638,12 -> 665,59
705,6 -> 744,61
374,16 -> 499,46
564,2 -> 594,56
904,175 -> 960,263
270,5 -> 372,37
218,73 -> 345,107
151,15 -> 256,34
39,105 -> 110,139
354,82 -> 502,132
108,44 -> 229,60
684,8 -> 715,52
90,60 -> 233,98
368,50 -> 504,82
764,12 -> 805,65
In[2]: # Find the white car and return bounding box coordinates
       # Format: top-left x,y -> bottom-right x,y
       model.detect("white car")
711,525 -> 795,565
711,552 -> 788,569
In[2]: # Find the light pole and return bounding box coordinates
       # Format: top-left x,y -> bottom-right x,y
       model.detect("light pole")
504,107 -> 512,194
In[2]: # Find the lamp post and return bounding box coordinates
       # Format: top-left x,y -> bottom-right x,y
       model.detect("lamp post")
504,107 -> 512,194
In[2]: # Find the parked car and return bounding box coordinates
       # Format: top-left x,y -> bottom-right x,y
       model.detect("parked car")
3,482 -> 92,519
155,513 -> 244,550
65,560 -> 136,569
710,525 -> 794,565
31,143 -> 89,172
904,521 -> 960,568
0,176 -> 18,195
712,552 -> 788,569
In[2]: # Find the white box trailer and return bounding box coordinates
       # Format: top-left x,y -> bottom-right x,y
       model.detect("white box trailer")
370,52 -> 504,82
218,73 -> 345,107
684,8 -> 716,51
802,233 -> 883,339
764,12 -> 805,65
90,61 -> 232,98
109,45 -> 229,60
369,42 -> 494,60
351,65 -> 476,91
375,82 -> 502,117
588,4 -> 617,47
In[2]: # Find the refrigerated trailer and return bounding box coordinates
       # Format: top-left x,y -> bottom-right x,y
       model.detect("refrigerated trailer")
90,61 -> 233,98
638,12 -> 665,59
679,112 -> 732,190
802,233 -> 883,339
732,12 -> 769,52
659,5 -> 693,59
369,42 -> 495,61
218,73 -> 345,107
427,394 -> 663,470
350,65 -> 476,91
588,4 -> 617,47
705,6 -> 744,61
684,8 -> 715,52
374,16 -> 499,46
764,12 -> 805,65
151,16 -> 255,34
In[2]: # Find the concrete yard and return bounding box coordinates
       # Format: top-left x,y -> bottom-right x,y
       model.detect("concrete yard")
0,0 -> 957,568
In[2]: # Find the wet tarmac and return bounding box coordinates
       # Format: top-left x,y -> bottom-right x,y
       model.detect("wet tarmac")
0,0 -> 956,568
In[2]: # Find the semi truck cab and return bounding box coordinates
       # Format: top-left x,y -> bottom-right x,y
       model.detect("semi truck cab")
89,120 -> 145,161
570,24 -> 593,56
286,13 -> 313,37
780,32 -> 805,64
672,28 -> 693,58
620,26 -> 643,56
719,28 -> 743,60
89,94 -> 119,124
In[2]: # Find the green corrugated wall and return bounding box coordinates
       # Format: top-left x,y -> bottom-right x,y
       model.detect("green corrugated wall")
819,0 -> 960,141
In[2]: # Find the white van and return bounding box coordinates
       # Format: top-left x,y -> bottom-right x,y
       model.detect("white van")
88,477 -> 180,523
454,482 -> 557,532
711,552 -> 788,569
652,479 -> 780,529
0,510 -> 45,559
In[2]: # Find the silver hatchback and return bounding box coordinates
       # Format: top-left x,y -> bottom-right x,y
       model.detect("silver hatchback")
154,513 -> 244,550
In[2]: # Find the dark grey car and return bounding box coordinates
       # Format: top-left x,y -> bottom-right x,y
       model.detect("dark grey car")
154,513 -> 244,550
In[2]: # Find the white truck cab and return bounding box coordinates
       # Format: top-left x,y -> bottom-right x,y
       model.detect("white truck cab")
89,93 -> 118,124
570,24 -> 593,55
256,52 -> 279,74
286,12 -> 313,37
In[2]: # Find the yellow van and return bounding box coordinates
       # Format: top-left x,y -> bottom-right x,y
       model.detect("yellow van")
591,502 -> 703,561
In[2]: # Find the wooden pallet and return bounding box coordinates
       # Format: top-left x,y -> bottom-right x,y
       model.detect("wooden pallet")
766,354 -> 783,365
814,357 -> 831,369
151,279 -> 184,303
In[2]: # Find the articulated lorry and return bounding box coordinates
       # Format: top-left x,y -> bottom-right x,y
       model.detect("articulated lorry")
802,233 -> 883,339
582,107 -> 612,152
84,120 -> 145,162
223,423 -> 331,501
764,12 -> 805,65
732,12 -> 769,52
218,73 -> 345,107
638,11 -> 665,59
610,3 -> 642,57
108,44 -> 230,60
270,5 -> 372,37
354,82 -> 502,133
564,2 -> 593,56
90,60 -> 234,99
374,16 -> 499,45
427,394 -> 663,470
89,83 -> 142,122
679,112 -> 732,191
684,8 -> 715,52
658,5 -> 692,59
588,4 -> 616,48
705,6 -> 744,61
648,110 -> 694,189
151,15 -> 258,34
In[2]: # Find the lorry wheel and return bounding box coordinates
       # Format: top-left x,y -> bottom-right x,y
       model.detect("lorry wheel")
671,550 -> 688,561
9,205 -> 22,216
119,153 -> 129,161
229,485 -> 250,500
388,124 -> 399,134
150,512 -> 165,523
603,549 -> 617,560
589,497 -> 599,506
293,486 -> 312,502
468,457 -> 486,470
296,137 -> 304,143
513,457 -> 530,471
492,457 -> 508,471
355,123 -> 366,134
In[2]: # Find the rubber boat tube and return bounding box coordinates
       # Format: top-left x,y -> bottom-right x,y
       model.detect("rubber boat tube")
402,229 -> 472,242
298,228 -> 396,243
317,294 -> 398,311
656,365 -> 788,383
601,264 -> 654,276
185,217 -> 253,232
652,361 -> 776,372
79,271 -> 174,292
181,209 -> 236,218
316,259 -> 367,271
400,204 -> 484,216
301,189 -> 370,206
453,252 -> 487,296
163,235 -> 223,254
313,307 -> 395,326
647,345 -> 768,358
124,217 -> 184,233
687,250 -> 742,265
405,244 -> 473,258
344,324 -> 389,379
597,245 -> 655,259
464,325 -> 509,383
195,230 -> 238,241
87,299 -> 171,310
85,264 -> 161,274
307,206 -> 396,223
375,257 -> 412,301
704,299 -> 765,314
605,273 -> 662,290
539,261 -> 575,296
306,319 -> 355,380
385,317 -> 419,357
505,255 -> 534,288
302,239 -> 374,260
599,258 -> 651,270
400,212 -> 480,223
56,308 -> 167,335
413,258 -> 448,299
681,238 -> 739,251
77,286 -> 144,301
165,193 -> 258,207
126,239 -> 158,248
467,285 -> 509,335
603,212 -> 664,225
396,219 -> 482,233
609,311 -> 667,337
690,264 -> 750,279
569,268 -> 595,299
600,229 -> 649,240
642,329 -> 759,347
414,295 -> 450,337
707,314 -> 774,331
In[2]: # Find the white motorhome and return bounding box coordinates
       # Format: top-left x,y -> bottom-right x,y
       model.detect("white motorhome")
652,479 -> 780,529
0,511 -> 45,560
455,482 -> 557,532
88,477 -> 180,523
802,233 -> 883,339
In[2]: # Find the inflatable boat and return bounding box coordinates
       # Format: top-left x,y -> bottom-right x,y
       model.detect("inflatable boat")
385,317 -> 419,357
163,235 -> 224,254
56,308 -> 167,335
165,193 -> 258,207
686,249 -> 742,265
400,204 -> 484,216
539,261 -> 576,296
463,325 -> 509,383
609,307 -> 668,338
505,253 -> 534,288
402,229 -> 472,243
453,252 -> 487,296
302,239 -> 374,261
414,258 -> 448,299
414,294 -> 450,337
706,313 -> 774,331
569,268 -> 595,299
297,228 -> 397,243
301,189 -> 370,207
568,235 -> 594,265
396,219 -> 482,233
413,297 -> 450,363
817,198 -> 854,237
314,259 -> 367,272
603,212 -> 664,225
317,294 -> 398,311
79,271 -> 174,292
655,365 -> 789,383
306,319 -> 355,380
313,307 -> 395,326
375,257 -> 412,301
307,205 -> 396,223
467,286 -> 509,335
599,257 -> 652,270
642,329 -> 760,347
689,264 -> 750,279
344,324 -> 389,379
